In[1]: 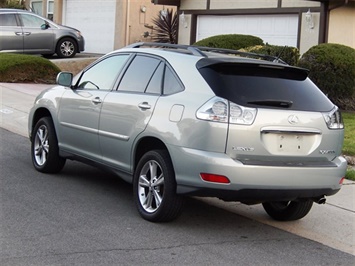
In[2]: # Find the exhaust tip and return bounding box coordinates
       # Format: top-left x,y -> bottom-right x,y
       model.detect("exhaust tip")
313,197 -> 326,204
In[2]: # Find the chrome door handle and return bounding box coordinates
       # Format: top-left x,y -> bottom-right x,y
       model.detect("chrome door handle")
138,102 -> 151,110
23,32 -> 31,36
15,32 -> 23,36
92,97 -> 102,104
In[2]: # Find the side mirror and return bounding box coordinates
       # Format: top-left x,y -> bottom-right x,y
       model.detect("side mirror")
56,72 -> 73,87
41,21 -> 50,30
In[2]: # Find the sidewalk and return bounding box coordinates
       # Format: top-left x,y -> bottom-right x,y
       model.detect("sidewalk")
1,82 -> 354,256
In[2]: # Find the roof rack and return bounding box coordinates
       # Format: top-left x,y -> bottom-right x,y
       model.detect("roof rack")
126,42 -> 287,64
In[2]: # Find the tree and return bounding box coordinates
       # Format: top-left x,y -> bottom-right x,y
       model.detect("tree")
151,9 -> 178,44
0,0 -> 26,9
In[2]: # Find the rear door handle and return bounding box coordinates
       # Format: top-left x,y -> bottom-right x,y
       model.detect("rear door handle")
92,97 -> 102,104
23,32 -> 31,36
15,32 -> 23,36
138,102 -> 151,110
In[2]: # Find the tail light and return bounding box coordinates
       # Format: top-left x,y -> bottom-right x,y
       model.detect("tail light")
322,107 -> 344,129
196,97 -> 257,125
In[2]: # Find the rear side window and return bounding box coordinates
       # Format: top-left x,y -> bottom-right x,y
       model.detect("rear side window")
0,14 -> 18,26
118,55 -> 161,93
198,63 -> 334,112
163,66 -> 184,95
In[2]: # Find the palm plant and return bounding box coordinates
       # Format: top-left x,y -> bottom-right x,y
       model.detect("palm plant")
151,8 -> 178,44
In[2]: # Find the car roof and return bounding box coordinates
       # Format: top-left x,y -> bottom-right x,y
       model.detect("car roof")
0,8 -> 29,13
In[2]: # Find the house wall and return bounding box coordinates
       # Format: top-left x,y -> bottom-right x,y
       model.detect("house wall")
209,0 -> 278,9
299,12 -> 320,54
180,0 -> 207,10
126,1 -> 175,45
328,3 -> 355,49
178,0 -> 322,54
281,0 -> 320,8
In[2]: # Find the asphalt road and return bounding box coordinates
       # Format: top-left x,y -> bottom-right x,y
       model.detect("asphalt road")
1,127 -> 354,266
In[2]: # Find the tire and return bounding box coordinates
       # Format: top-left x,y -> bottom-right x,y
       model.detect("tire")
133,150 -> 184,222
31,117 -> 66,173
42,54 -> 54,59
262,200 -> 313,221
56,37 -> 77,58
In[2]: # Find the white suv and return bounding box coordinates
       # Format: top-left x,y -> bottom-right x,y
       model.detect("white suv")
28,43 -> 347,222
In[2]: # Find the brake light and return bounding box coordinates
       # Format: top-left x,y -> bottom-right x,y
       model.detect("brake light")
196,97 -> 257,125
200,173 -> 230,184
322,106 -> 344,129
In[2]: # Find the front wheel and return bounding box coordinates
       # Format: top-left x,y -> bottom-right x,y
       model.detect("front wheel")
133,150 -> 184,222
262,200 -> 313,221
56,37 -> 77,58
31,117 -> 66,173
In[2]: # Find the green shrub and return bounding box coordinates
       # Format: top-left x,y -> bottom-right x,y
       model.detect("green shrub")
346,169 -> 355,181
298,43 -> 355,110
0,0 -> 26,9
242,44 -> 300,66
0,53 -> 60,83
193,34 -> 264,50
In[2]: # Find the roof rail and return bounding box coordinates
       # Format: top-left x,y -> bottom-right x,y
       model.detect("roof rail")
126,42 -> 208,56
126,42 -> 287,64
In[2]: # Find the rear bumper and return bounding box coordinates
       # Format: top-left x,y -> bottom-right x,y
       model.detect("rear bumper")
169,145 -> 347,202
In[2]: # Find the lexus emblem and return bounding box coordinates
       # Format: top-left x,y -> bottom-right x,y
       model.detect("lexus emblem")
288,115 -> 299,124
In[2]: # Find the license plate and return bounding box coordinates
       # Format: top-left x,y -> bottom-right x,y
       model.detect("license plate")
277,134 -> 303,152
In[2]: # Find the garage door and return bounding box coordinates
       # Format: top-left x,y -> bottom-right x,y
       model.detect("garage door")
64,0 -> 116,53
197,14 -> 298,47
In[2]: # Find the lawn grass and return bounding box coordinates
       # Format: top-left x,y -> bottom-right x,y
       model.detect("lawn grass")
343,112 -> 355,156
343,112 -> 355,180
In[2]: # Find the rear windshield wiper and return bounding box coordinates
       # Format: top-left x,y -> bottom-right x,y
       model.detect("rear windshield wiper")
247,100 -> 293,108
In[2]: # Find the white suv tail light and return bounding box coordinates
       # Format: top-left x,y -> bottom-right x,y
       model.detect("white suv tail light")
322,107 -> 344,129
196,97 -> 257,125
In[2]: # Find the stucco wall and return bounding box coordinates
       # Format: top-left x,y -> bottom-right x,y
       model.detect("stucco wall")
299,12 -> 320,54
180,0 -> 207,10
178,13 -> 192,45
127,0 -> 175,45
282,0 -> 320,8
328,4 -> 355,49
210,0 -> 277,9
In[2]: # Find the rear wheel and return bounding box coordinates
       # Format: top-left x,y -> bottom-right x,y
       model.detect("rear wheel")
56,37 -> 77,58
31,117 -> 66,173
262,200 -> 313,221
133,150 -> 184,222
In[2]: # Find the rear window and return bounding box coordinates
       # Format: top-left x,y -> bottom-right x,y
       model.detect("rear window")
198,63 -> 334,112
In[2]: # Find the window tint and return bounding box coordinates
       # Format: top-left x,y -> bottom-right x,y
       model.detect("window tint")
118,55 -> 160,93
77,55 -> 130,91
163,66 -> 184,95
20,14 -> 45,28
0,14 -> 18,26
198,64 -> 334,112
145,62 -> 164,94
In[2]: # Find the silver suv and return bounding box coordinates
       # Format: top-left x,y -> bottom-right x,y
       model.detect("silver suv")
28,43 -> 347,222
0,8 -> 84,58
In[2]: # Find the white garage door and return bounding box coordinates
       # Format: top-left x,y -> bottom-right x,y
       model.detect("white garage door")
197,14 -> 298,47
64,0 -> 116,53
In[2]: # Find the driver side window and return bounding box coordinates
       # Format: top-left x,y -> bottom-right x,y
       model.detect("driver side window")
20,14 -> 45,28
77,54 -> 130,91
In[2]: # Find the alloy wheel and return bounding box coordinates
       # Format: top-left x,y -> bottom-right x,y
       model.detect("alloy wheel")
138,160 -> 165,213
